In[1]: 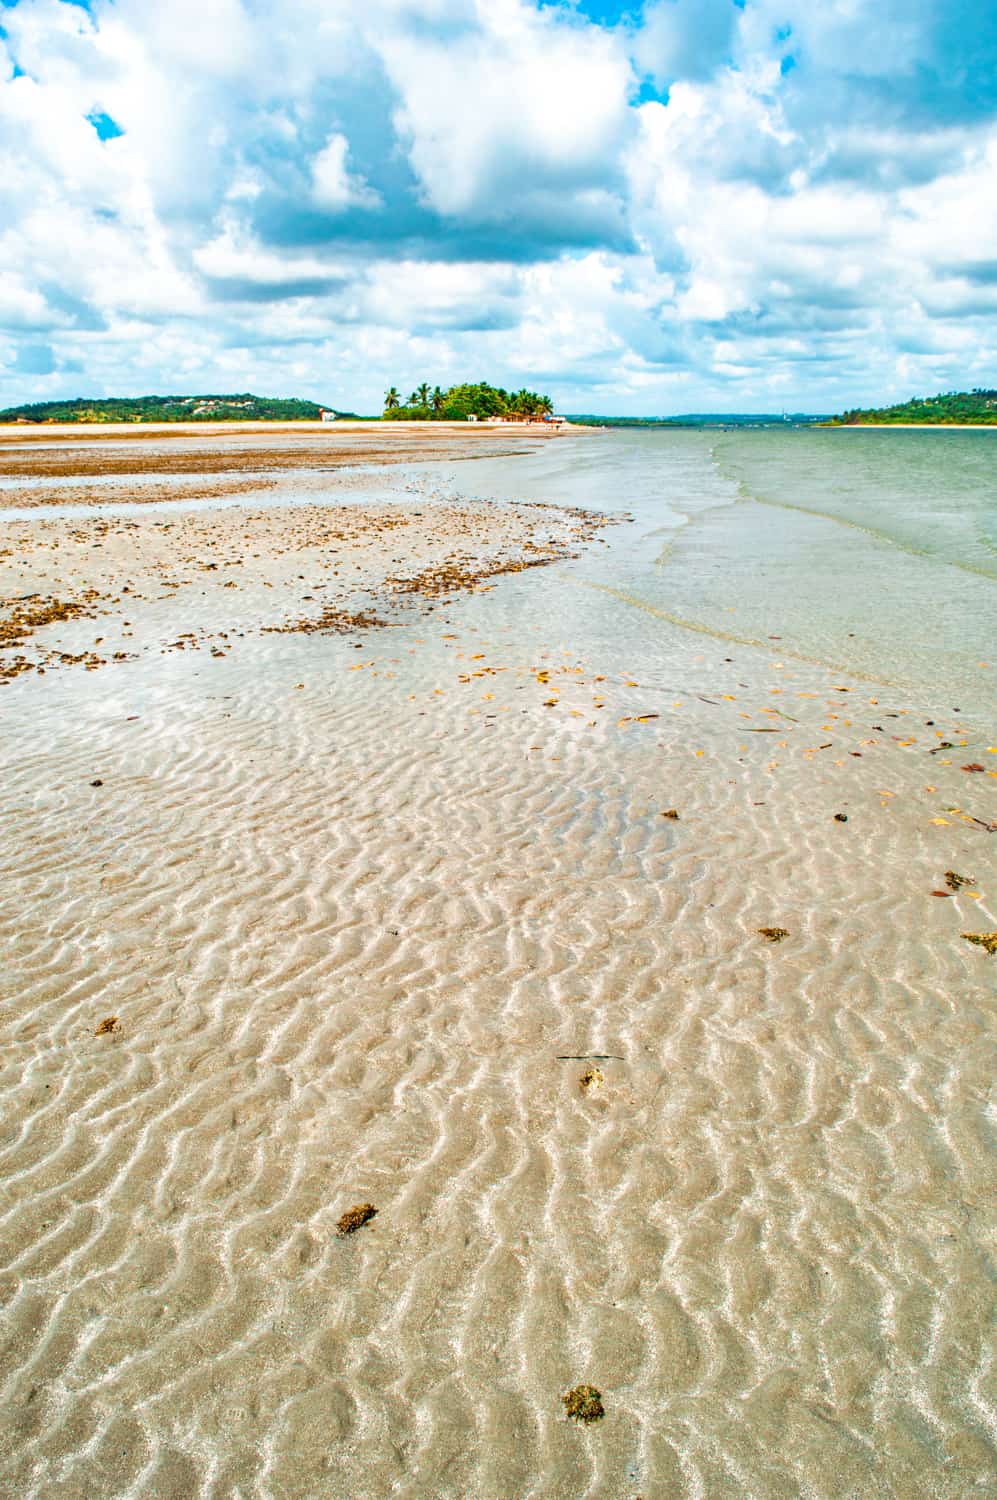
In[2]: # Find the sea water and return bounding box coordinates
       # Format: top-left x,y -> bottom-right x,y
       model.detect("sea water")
459,426 -> 997,721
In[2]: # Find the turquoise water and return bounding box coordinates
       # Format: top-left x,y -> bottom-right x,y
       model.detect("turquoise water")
460,427 -> 997,719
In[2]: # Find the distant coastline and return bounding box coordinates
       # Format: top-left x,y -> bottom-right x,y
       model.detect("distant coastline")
828,387 -> 997,426
834,422 -> 997,430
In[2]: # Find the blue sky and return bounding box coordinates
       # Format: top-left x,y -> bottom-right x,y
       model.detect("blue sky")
1,0 -> 995,413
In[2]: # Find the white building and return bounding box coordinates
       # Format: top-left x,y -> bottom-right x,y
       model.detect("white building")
320,409 -> 337,422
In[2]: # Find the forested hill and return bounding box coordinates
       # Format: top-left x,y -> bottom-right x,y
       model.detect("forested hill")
0,394 -> 351,423
832,389 -> 997,425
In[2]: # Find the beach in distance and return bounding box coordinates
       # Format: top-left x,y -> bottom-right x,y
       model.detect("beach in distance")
1,421 -> 995,1499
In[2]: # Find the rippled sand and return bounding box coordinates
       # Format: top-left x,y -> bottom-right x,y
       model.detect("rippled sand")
1,437 -> 995,1498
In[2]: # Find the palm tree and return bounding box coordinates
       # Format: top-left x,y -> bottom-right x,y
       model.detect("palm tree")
416,382 -> 431,408
431,385 -> 446,415
538,395 -> 554,417
384,387 -> 401,410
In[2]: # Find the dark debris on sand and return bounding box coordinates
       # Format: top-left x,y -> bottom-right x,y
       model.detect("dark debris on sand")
562,1384 -> 605,1423
336,1202 -> 378,1236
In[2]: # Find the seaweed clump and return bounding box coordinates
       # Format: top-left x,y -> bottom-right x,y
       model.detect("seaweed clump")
962,932 -> 997,956
579,1066 -> 604,1094
94,1016 -> 118,1035
758,927 -> 790,943
945,871 -> 975,892
337,1202 -> 378,1236
562,1384 -> 604,1423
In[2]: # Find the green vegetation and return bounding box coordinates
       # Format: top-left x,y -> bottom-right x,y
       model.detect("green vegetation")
382,381 -> 553,421
831,389 -> 997,425
0,393 -> 358,423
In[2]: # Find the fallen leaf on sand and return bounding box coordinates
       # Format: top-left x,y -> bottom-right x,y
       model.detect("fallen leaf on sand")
661,808 -> 679,820
945,870 -> 976,891
95,1016 -> 118,1035
962,763 -> 985,773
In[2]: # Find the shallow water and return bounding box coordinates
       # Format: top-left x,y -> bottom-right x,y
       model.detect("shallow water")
452,426 -> 997,720
1,432 -> 994,1499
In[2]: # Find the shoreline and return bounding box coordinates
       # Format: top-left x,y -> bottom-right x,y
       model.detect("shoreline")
0,417 -> 581,442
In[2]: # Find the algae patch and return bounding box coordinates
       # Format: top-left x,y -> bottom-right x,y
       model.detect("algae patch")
758,927 -> 790,943
562,1384 -> 605,1423
337,1202 -> 378,1236
962,932 -> 997,956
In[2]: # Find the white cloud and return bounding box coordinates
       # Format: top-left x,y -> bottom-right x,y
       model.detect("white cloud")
310,132 -> 381,211
0,0 -> 994,413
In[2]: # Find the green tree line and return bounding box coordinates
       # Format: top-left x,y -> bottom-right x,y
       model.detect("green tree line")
831,389 -> 997,425
0,393 -> 346,423
383,381 -> 554,421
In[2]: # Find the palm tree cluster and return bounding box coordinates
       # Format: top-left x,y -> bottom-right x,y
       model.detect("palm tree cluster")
383,381 -> 554,422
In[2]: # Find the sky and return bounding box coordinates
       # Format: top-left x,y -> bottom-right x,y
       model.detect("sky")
1,0 -> 996,415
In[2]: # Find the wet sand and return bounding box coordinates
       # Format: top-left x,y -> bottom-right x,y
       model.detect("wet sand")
0,431 -> 995,1499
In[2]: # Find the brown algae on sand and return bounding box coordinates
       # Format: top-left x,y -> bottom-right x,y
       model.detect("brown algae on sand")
758,927 -> 790,943
579,1065 -> 604,1094
562,1384 -> 605,1423
661,808 -> 680,820
337,1202 -> 378,1236
94,1015 -> 118,1035
962,932 -> 997,956
945,870 -> 976,892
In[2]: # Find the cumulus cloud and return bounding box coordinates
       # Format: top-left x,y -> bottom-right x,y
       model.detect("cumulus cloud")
310,132 -> 382,211
0,0 -> 995,411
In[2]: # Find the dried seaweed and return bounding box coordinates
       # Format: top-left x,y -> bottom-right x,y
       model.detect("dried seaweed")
337,1202 -> 378,1236
962,932 -> 997,956
562,1384 -> 604,1423
94,1016 -> 118,1035
758,927 -> 790,943
945,871 -> 975,892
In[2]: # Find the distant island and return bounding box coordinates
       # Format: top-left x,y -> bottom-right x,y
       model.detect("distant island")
830,388 -> 997,425
382,381 -> 553,421
0,393 -> 364,424
566,412 -> 828,429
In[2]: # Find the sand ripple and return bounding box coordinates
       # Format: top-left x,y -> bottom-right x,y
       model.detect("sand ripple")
1,642 -> 994,1498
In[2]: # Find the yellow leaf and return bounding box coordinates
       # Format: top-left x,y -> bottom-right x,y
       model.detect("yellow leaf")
929,818 -> 950,825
